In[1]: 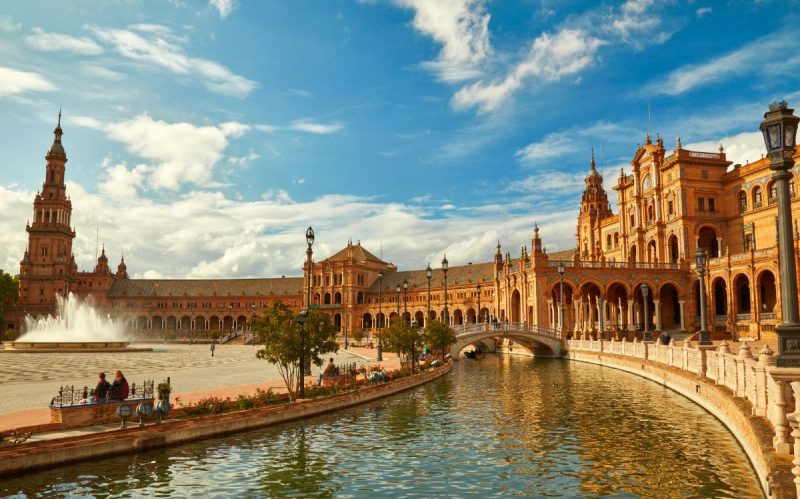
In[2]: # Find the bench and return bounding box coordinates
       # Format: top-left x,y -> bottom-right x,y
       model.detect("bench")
50,398 -> 155,429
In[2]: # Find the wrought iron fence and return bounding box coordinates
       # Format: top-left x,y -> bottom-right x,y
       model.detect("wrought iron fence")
50,379 -> 154,407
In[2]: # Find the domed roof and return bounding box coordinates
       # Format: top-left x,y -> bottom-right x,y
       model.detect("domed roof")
46,111 -> 67,160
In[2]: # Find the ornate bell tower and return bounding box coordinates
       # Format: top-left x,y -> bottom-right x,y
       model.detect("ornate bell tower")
577,150 -> 612,260
18,112 -> 77,313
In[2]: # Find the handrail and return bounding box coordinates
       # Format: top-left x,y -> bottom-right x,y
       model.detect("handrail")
451,322 -> 561,340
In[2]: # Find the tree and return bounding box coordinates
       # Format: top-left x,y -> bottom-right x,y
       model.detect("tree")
351,329 -> 365,346
253,303 -> 338,401
383,318 -> 419,367
0,270 -> 19,341
423,319 -> 456,359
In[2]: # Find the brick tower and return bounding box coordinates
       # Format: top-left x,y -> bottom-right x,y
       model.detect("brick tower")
17,112 -> 77,316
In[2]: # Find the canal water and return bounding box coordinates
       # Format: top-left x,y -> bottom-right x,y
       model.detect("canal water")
1,356 -> 762,498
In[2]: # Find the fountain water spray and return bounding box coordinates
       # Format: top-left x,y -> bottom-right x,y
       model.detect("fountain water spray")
19,293 -> 127,343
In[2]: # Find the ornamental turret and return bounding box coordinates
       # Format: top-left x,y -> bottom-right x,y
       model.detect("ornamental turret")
116,255 -> 129,279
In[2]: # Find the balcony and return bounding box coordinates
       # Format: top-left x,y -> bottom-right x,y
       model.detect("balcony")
736,313 -> 752,322
695,210 -> 717,217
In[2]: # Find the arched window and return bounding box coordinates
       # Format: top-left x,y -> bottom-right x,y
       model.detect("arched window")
768,181 -> 777,204
648,204 -> 655,221
752,186 -> 762,208
606,234 -> 612,248
614,233 -> 619,247
642,174 -> 652,192
630,214 -> 635,228
738,191 -> 747,213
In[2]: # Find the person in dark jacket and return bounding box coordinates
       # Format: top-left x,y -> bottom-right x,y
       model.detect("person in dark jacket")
111,370 -> 129,400
94,372 -> 111,402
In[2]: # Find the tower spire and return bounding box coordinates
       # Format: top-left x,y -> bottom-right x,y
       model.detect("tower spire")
590,147 -> 596,171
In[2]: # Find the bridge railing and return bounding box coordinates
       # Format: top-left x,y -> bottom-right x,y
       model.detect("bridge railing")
451,322 -> 561,340
566,337 -> 800,477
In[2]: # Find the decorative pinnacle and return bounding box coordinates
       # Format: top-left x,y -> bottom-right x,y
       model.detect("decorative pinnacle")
590,148 -> 596,171
57,107 -> 62,128
769,100 -> 789,112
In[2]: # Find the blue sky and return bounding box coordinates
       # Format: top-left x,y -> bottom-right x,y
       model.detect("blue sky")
0,0 -> 798,279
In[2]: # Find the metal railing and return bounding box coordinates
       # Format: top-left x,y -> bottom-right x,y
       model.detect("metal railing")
50,380 -> 154,407
451,322 -> 561,340
546,260 -> 682,271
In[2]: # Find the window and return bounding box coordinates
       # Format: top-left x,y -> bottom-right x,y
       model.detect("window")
708,198 -> 716,212
40,246 -> 48,256
667,200 -> 674,215
769,182 -> 777,204
642,174 -> 652,192
606,234 -> 612,248
738,191 -> 747,213
630,214 -> 635,228
697,197 -> 705,211
753,186 -> 762,208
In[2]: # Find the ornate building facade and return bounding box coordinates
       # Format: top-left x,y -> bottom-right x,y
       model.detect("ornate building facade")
6,112 -> 800,345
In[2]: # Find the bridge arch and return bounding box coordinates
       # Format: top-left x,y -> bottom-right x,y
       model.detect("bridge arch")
450,323 -> 562,359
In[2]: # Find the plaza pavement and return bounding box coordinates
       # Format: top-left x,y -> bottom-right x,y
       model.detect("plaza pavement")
0,344 -> 399,432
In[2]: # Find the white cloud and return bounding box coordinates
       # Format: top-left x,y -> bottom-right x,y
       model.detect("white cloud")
696,7 -> 712,18
606,0 -> 669,47
25,27 -> 103,55
209,0 -> 235,19
516,121 -> 637,164
0,66 -> 56,97
88,25 -> 257,97
0,16 -> 21,32
646,30 -> 793,96
516,134 -> 572,163
452,28 -> 604,112
396,0 -> 492,82
686,131 -> 765,167
506,170 -> 587,194
75,113 -> 249,190
254,121 -> 344,135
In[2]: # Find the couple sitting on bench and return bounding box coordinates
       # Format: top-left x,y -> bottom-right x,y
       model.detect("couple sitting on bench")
317,358 -> 337,386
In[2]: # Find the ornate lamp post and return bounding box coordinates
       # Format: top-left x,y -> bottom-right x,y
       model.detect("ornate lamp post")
303,227 -> 315,376
477,283 -> 482,324
403,279 -> 408,323
305,227 -> 314,309
396,283 -> 401,318
297,309 -> 308,399
557,262 -> 565,334
377,269 -> 383,362
695,248 -> 712,345
442,255 -> 449,326
641,283 -> 651,341
410,319 -> 417,374
761,101 -> 800,366
426,264 -> 432,324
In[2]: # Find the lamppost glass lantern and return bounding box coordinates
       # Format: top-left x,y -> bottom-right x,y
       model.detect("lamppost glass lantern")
695,247 -> 706,271
305,226 -> 315,247
557,262 -> 565,276
760,101 -> 798,153
695,248 -> 711,345
441,256 -> 448,271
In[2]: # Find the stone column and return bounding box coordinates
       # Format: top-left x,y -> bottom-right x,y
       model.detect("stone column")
678,300 -> 686,331
573,300 -> 579,333
772,377 -> 793,454
598,297 -> 605,339
654,300 -> 662,331
627,299 -> 634,330
618,298 -> 623,328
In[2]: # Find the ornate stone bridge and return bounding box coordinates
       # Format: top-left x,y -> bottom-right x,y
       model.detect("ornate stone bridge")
450,322 -> 563,358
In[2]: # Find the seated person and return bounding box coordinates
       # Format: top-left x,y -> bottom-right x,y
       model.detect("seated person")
94,372 -> 111,402
317,358 -> 336,385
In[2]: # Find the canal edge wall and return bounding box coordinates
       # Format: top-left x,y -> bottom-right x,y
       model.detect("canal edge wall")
567,350 -> 793,499
0,361 -> 453,477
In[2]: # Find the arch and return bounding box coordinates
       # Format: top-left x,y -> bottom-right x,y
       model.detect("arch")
658,283 -> 680,331
768,180 -> 777,204
376,312 -> 386,328
466,308 -> 476,324
152,315 -> 164,330
648,203 -> 655,221
357,291 -> 364,304
510,290 -> 521,322
479,307 -> 490,323
698,226 -> 720,258
733,273 -> 751,316
402,311 -> 411,324
414,311 -> 425,328
738,190 -> 748,213
453,309 -> 464,325
166,315 -> 177,330
223,315 -> 233,331
237,315 -> 247,330
334,313 -> 342,331
209,315 -> 220,330
195,315 -> 206,330
629,244 -> 638,262
136,315 -> 148,330
605,282 -> 629,332
668,234 -> 679,263
450,329 -> 561,358
632,283 -> 656,332
757,269 -> 777,316
324,293 -> 331,305
334,292 -> 342,304
712,277 -> 728,317
613,232 -> 619,247
647,240 -> 657,263
362,313 -> 373,329
313,292 -> 321,304
180,315 -> 191,331
752,185 -> 763,208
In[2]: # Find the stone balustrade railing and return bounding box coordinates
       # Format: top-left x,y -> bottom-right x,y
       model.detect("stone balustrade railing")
567,337 -> 800,496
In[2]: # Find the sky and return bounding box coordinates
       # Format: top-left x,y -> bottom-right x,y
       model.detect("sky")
1,0 -> 799,279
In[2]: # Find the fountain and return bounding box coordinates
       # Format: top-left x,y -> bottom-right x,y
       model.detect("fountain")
8,293 -> 148,352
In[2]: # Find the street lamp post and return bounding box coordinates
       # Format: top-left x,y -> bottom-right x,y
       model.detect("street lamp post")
426,264 -> 432,324
642,284 -> 651,341
695,248 -> 712,345
477,283 -> 482,324
305,227 -> 314,310
297,309 -> 308,399
396,284 -> 401,319
410,319 -> 417,374
403,279 -> 408,323
761,101 -> 800,366
377,270 -> 383,361
558,262 -> 565,334
442,255 -> 449,326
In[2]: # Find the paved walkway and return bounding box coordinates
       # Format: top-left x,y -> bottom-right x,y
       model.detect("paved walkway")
0,344 -> 399,433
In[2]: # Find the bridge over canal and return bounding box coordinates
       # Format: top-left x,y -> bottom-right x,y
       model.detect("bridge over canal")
450,322 -> 563,358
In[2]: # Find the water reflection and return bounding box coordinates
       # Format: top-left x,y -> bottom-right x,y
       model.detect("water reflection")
0,357 -> 762,498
